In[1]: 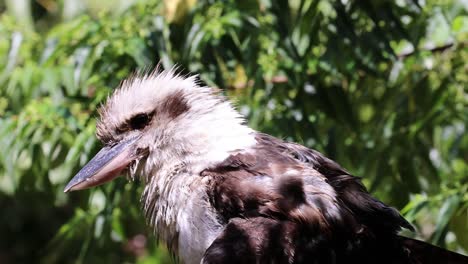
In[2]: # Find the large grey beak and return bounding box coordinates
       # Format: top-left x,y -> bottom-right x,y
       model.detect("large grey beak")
64,136 -> 140,192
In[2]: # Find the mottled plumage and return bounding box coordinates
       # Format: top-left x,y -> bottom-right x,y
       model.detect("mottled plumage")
65,69 -> 468,264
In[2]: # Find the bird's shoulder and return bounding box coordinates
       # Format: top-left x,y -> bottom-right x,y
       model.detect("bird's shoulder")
201,133 -> 339,225
202,132 -> 411,228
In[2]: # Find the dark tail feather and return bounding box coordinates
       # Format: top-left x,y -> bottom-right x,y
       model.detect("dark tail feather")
400,236 -> 468,264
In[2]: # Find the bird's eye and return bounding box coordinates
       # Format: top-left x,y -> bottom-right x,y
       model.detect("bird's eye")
129,113 -> 151,130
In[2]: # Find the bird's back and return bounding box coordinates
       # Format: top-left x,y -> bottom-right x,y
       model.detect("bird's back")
200,133 -> 467,264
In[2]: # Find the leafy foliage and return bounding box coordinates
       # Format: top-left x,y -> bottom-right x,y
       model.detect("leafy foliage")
0,0 -> 467,263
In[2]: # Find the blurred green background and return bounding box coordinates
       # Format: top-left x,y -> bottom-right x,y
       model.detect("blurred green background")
0,0 -> 467,263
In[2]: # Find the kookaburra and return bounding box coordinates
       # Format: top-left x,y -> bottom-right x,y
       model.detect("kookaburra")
65,69 -> 468,264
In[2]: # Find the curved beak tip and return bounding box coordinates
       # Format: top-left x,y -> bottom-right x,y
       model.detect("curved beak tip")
63,184 -> 74,193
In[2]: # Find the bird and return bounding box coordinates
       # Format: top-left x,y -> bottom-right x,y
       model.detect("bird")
64,69 -> 468,264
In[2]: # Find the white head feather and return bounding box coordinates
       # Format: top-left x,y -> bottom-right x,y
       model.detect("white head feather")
97,69 -> 255,175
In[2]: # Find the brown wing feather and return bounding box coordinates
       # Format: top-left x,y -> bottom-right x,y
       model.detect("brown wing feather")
201,133 -> 421,263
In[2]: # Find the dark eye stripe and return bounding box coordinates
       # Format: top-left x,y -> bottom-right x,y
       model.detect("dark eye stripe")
116,123 -> 130,134
116,111 -> 154,134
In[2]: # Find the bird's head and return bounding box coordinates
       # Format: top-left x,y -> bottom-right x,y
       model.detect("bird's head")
64,69 -> 254,192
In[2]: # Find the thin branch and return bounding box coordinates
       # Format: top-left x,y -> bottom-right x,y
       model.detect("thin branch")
397,41 -> 466,59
